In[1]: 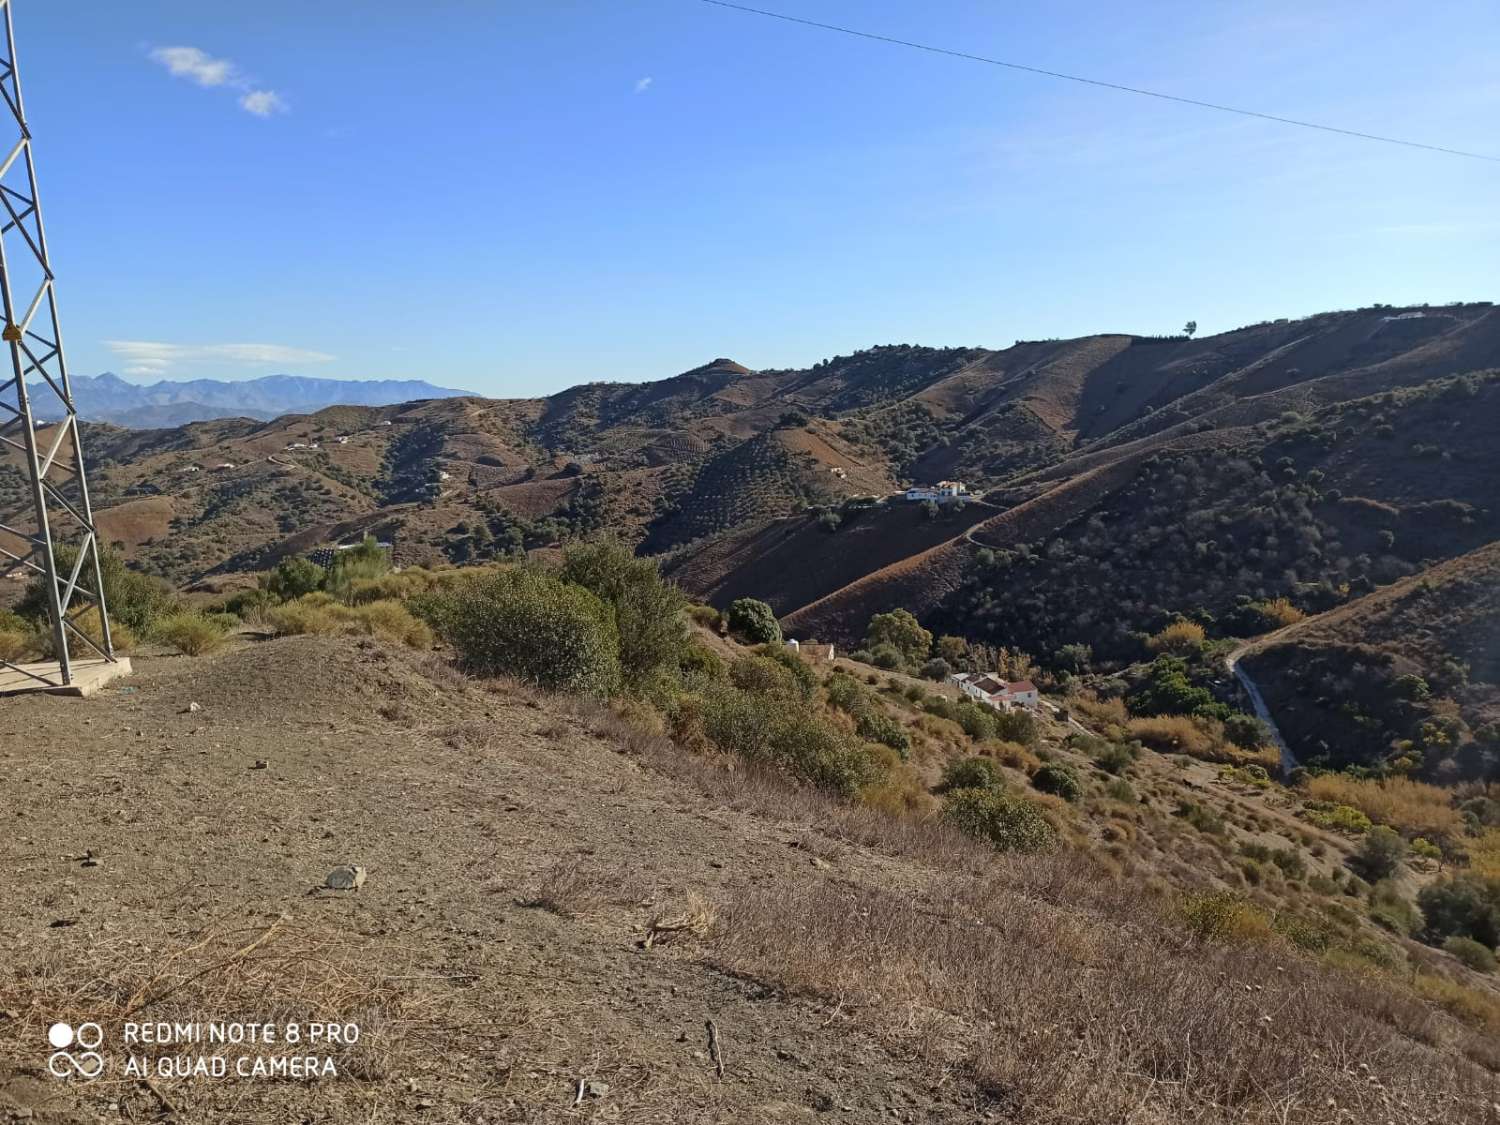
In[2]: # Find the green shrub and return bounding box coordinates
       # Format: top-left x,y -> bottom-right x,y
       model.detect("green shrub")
726,598 -> 780,645
730,654 -> 802,699
1444,936 -> 1497,974
756,643 -> 817,699
415,568 -> 621,696
1304,801 -> 1373,835
943,788 -> 1055,852
938,755 -> 1004,793
856,711 -> 911,758
825,671 -> 872,714
19,545 -> 175,637
864,608 -> 932,667
324,536 -> 391,603
919,657 -> 952,681
1351,826 -> 1406,882
992,709 -> 1039,746
679,641 -> 724,681
868,642 -> 907,671
1092,741 -> 1138,775
1175,800 -> 1227,836
1103,778 -> 1137,803
1031,763 -> 1082,802
155,612 -> 230,656
561,541 -> 687,693
1417,876 -> 1500,948
264,556 -> 326,602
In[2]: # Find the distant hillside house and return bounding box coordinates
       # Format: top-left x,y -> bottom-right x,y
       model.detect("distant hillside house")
785,639 -> 836,663
904,480 -> 970,503
948,671 -> 1039,711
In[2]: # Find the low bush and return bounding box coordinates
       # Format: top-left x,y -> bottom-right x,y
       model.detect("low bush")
942,788 -> 1055,852
415,568 -> 621,696
1303,801 -> 1373,835
155,612 -> 230,656
347,600 -> 433,648
1031,763 -> 1082,802
856,711 -> 910,758
1444,936 -> 1497,974
1179,892 -> 1271,943
1418,876 -> 1500,948
938,756 -> 1004,793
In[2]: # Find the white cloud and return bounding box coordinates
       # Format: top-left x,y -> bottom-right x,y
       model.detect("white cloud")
105,340 -> 335,378
148,45 -> 288,117
239,90 -> 288,118
149,46 -> 236,88
634,76 -> 654,94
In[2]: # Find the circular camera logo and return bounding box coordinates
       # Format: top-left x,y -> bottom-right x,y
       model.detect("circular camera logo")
47,1022 -> 105,1080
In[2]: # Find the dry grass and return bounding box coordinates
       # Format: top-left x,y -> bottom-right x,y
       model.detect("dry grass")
266,596 -> 431,649
0,914 -> 420,1106
1147,619 -> 1206,652
1302,775 -> 1464,841
709,855 -> 1497,1123
1129,715 -> 1281,770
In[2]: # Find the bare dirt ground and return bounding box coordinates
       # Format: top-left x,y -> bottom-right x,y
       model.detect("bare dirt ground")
0,636 -> 988,1124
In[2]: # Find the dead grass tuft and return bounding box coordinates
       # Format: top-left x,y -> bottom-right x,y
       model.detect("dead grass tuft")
1302,774 -> 1464,841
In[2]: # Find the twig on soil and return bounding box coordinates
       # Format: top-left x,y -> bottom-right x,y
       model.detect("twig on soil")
706,1019 -> 725,1080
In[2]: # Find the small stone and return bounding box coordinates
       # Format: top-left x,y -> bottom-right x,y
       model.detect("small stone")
81,849 -> 102,868
251,759 -> 268,770
585,1080 -> 610,1098
184,702 -> 202,714
325,865 -> 367,891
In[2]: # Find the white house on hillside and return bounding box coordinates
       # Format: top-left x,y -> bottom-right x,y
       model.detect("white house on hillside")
904,480 -> 970,503
948,671 -> 1039,711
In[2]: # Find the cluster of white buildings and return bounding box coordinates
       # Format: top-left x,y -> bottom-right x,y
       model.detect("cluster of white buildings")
903,480 -> 972,504
947,671 -> 1039,712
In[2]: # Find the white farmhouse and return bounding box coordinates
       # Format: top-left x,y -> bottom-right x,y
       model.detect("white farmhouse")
904,480 -> 970,503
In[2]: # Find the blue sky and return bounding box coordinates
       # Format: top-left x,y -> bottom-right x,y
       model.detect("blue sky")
17,0 -> 1500,395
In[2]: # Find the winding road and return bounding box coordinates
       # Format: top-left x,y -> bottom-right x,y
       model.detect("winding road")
1224,627 -> 1301,774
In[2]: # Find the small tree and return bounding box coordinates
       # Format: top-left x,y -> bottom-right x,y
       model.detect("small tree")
1184,320 -> 1198,338
1351,826 -> 1407,882
865,609 -> 932,668
265,556 -> 326,602
727,598 -> 781,645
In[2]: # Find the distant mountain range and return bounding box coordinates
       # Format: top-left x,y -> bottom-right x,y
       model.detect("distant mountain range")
31,372 -> 473,427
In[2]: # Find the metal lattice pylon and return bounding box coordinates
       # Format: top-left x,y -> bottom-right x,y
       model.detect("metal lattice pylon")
0,0 -> 114,686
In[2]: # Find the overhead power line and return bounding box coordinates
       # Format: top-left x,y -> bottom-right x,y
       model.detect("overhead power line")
697,0 -> 1500,164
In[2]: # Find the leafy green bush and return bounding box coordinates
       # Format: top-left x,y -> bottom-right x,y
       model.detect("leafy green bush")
1443,936 -> 1497,974
415,568 -> 621,696
155,612 -> 230,656
919,657 -> 952,681
726,598 -> 780,645
856,711 -> 910,758
1304,801 -> 1373,835
264,556 -> 326,602
19,545 -> 175,636
729,654 -> 802,699
561,541 -> 686,693
943,788 -> 1055,852
696,682 -> 887,797
868,642 -> 907,670
1031,763 -> 1082,801
864,609 -> 932,667
1092,741 -> 1138,775
1103,777 -> 1136,803
324,536 -> 391,603
756,644 -> 817,699
992,709 -> 1039,746
1350,826 -> 1406,882
938,755 -> 1004,793
1417,876 -> 1500,948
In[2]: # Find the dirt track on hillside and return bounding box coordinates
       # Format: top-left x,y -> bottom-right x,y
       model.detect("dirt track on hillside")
0,637 -> 983,1124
